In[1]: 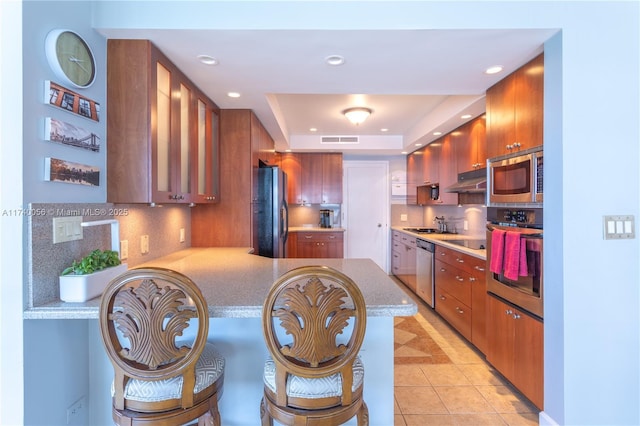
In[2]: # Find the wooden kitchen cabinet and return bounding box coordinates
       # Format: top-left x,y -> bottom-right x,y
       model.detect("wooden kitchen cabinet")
453,114 -> 487,173
191,109 -> 274,248
435,245 -> 487,353
486,53 -> 544,159
405,149 -> 424,205
391,231 -> 417,292
107,39 -> 220,205
190,95 -> 220,203
280,153 -> 343,205
416,135 -> 456,206
486,294 -> 543,409
288,231 -> 343,258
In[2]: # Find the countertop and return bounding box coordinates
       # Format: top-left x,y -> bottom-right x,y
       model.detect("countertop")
24,247 -> 416,320
391,226 -> 487,260
288,226 -> 346,232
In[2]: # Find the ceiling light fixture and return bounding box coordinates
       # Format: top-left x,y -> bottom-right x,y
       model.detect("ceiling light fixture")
227,92 -> 241,98
461,114 -> 472,119
325,55 -> 345,66
197,55 -> 218,65
342,107 -> 372,125
485,65 -> 504,75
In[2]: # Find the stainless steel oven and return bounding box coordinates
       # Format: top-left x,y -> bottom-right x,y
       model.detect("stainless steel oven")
488,146 -> 543,207
486,207 -> 543,318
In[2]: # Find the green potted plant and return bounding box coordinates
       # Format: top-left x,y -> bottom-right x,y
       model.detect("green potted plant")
59,249 -> 128,302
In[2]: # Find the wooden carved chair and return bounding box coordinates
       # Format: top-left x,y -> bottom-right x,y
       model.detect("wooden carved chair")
99,267 -> 225,426
260,265 -> 368,426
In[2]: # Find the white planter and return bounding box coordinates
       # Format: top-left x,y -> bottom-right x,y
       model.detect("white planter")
59,263 -> 128,302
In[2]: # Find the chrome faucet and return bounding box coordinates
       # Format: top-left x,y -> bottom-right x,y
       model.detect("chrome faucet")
434,216 -> 447,233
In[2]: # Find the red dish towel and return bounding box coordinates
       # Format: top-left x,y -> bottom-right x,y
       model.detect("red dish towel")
504,231 -> 526,280
490,229 -> 506,274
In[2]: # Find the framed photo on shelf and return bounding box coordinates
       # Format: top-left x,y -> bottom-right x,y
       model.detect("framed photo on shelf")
44,117 -> 100,152
44,80 -> 100,122
44,157 -> 100,186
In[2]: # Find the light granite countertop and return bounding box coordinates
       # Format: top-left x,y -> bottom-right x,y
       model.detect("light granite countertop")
288,226 -> 346,232
391,226 -> 487,260
24,247 -> 416,320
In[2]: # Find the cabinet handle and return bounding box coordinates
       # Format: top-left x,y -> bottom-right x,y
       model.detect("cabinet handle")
474,265 -> 485,272
440,295 -> 446,301
455,276 -> 464,282
505,309 -> 513,315
456,307 -> 464,314
456,258 -> 465,263
440,252 -> 446,256
304,235 -> 313,239
469,277 -> 477,282
328,235 -> 336,239
440,268 -> 446,272
513,313 -> 521,319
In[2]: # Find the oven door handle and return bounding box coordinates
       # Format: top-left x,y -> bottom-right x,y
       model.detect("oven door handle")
487,223 -> 543,238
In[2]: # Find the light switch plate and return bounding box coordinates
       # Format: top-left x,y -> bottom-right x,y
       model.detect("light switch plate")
52,216 -> 83,244
603,215 -> 635,240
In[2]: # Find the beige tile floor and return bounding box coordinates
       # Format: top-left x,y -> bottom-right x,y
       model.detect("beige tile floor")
394,284 -> 540,426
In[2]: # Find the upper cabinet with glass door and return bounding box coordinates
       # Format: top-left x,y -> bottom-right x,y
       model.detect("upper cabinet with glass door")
107,39 -> 220,205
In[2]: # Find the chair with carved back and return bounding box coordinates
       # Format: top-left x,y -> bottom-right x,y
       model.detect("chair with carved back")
99,267 -> 225,426
260,265 -> 368,426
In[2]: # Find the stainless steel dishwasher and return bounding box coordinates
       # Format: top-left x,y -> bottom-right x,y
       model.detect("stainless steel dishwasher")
415,238 -> 435,308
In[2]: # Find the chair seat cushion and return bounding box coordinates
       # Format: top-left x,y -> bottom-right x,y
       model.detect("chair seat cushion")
263,356 -> 364,399
116,343 -> 225,403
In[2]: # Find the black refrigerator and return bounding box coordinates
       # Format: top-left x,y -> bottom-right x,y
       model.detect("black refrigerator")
255,165 -> 289,258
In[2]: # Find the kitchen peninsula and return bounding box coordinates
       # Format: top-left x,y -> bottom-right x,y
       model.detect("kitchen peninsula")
25,248 -> 416,425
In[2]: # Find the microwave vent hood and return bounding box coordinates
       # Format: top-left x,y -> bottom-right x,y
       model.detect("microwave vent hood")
445,168 -> 487,193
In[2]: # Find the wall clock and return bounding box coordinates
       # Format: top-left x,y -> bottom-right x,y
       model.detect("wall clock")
45,29 -> 96,89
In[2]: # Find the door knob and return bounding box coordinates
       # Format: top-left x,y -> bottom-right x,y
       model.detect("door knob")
377,223 -> 382,227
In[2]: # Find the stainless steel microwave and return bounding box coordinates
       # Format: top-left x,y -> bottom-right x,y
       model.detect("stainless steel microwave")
488,147 -> 543,207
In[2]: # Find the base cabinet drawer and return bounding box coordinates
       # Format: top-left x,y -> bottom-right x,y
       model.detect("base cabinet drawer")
435,260 -> 472,306
289,231 -> 343,258
435,288 -> 472,340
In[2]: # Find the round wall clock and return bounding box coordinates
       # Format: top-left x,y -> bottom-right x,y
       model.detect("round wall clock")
45,29 -> 96,89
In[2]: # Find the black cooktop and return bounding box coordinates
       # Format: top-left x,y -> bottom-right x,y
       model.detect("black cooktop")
444,239 -> 486,250
403,227 -> 440,234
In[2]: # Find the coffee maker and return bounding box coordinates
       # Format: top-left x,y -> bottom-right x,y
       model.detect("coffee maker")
319,209 -> 334,228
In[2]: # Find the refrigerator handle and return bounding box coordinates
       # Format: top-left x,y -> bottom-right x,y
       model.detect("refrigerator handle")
281,199 -> 289,243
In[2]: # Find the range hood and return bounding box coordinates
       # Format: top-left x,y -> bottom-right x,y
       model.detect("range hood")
444,168 -> 487,193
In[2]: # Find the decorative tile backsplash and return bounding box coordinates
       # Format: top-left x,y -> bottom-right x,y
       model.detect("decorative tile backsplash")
27,202 -> 191,307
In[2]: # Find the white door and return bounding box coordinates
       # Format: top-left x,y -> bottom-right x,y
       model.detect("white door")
343,161 -> 390,272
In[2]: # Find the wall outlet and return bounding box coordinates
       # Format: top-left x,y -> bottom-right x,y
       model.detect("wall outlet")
120,240 -> 129,260
400,214 -> 408,222
141,235 -> 149,254
463,220 -> 469,231
66,396 -> 86,425
179,228 -> 185,243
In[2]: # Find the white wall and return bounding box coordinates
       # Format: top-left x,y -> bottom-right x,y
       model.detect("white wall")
0,2 -> 24,425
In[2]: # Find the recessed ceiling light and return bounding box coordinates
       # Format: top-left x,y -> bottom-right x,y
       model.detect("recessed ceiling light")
485,65 -> 503,75
310,128 -> 317,132
380,128 -> 389,132
325,55 -> 345,66
415,143 -> 423,147
461,114 -> 472,119
197,55 -> 218,65
227,92 -> 241,98
433,131 -> 442,136
401,151 -> 408,154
